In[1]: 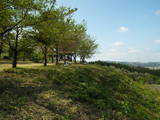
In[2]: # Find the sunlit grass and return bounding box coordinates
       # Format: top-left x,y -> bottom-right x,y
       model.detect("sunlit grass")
0,64 -> 12,71
0,62 -> 160,119
0,62 -> 54,72
146,84 -> 160,94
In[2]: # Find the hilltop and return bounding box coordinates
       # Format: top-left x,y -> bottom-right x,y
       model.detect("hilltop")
0,63 -> 160,120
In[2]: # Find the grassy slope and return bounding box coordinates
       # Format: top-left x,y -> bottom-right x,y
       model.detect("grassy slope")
0,64 -> 160,120
0,62 -> 53,72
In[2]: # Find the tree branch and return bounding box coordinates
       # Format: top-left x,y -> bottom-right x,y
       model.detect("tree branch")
0,9 -> 28,36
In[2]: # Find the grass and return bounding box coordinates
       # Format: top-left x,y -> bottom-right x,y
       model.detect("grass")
0,63 -> 160,120
146,84 -> 160,94
0,64 -> 99,120
0,62 -> 54,71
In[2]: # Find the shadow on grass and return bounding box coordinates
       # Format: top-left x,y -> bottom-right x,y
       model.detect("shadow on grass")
0,67 -> 90,119
1,65 -> 159,120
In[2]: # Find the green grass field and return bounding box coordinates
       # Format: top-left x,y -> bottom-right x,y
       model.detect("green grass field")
0,64 -> 100,120
0,63 -> 160,120
0,62 -> 54,72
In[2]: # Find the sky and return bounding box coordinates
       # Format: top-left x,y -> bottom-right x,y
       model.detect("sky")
57,0 -> 160,62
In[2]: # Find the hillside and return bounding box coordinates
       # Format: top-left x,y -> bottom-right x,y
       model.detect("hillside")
0,64 -> 160,120
111,61 -> 160,68
90,61 -> 160,83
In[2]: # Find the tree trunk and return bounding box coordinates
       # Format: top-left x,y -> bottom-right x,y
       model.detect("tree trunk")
82,57 -> 85,64
0,47 -> 2,59
44,46 -> 47,66
73,53 -> 77,64
22,52 -> 25,62
12,29 -> 19,68
80,56 -> 82,64
55,45 -> 59,65
70,55 -> 72,62
80,56 -> 85,64
51,55 -> 54,63
0,36 -> 3,59
12,49 -> 17,68
9,47 -> 13,58
64,55 -> 67,64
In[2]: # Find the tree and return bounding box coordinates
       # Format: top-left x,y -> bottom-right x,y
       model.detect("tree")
78,34 -> 98,63
18,31 -> 36,61
1,0 -> 42,68
51,7 -> 77,65
0,0 -> 40,37
32,28 -> 54,66
32,9 -> 58,66
71,23 -> 86,64
0,36 -> 4,59
0,0 -> 98,66
33,6 -> 77,66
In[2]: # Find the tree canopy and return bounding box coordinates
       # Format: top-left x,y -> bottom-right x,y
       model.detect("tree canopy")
0,0 -> 98,67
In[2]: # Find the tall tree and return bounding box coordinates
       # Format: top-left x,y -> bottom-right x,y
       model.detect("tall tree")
53,7 -> 77,65
71,23 -> 86,64
0,0 -> 98,66
78,34 -> 98,63
33,6 -> 77,66
3,0 -> 42,68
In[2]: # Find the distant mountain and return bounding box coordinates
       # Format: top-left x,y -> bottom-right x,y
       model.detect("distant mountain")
119,62 -> 160,68
91,61 -> 160,69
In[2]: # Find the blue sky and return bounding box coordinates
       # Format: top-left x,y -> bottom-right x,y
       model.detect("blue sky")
57,0 -> 160,62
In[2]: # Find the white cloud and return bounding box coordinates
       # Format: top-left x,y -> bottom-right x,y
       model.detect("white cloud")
128,48 -> 139,54
117,26 -> 129,32
109,49 -> 117,52
154,40 -> 160,44
155,10 -> 160,15
113,41 -> 125,47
